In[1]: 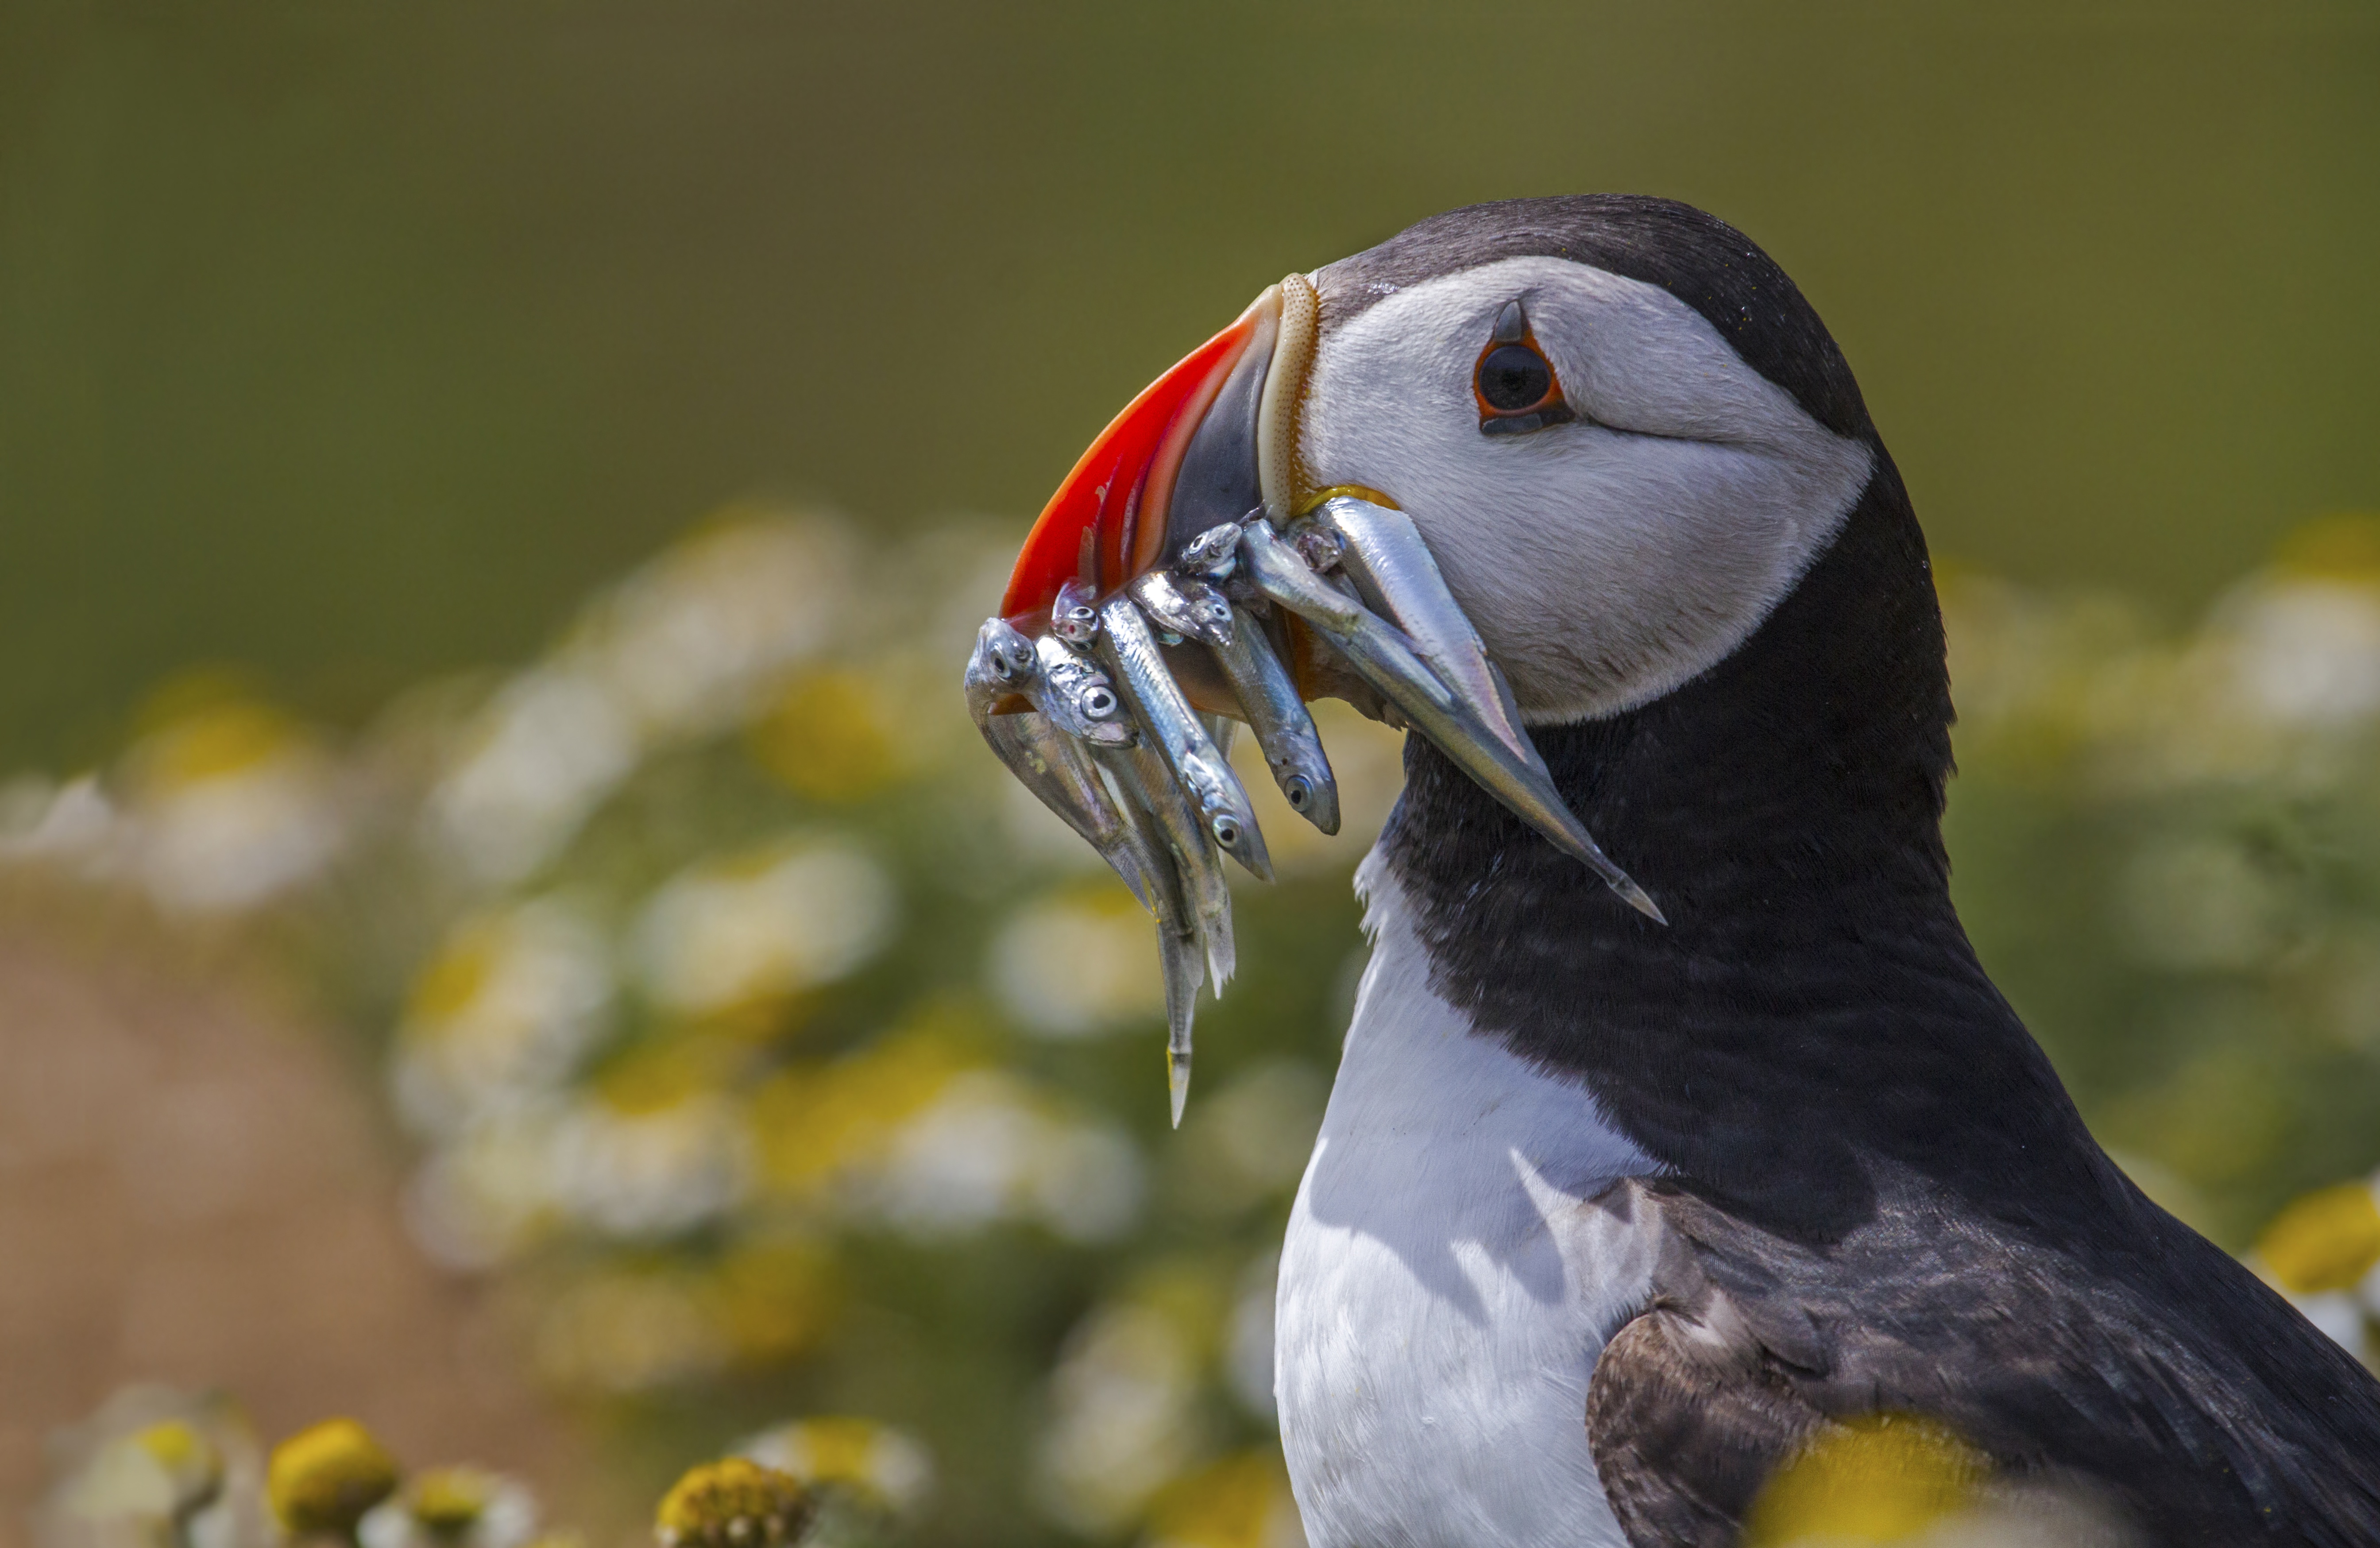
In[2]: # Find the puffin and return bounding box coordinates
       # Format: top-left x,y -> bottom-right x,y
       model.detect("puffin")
967,196 -> 2380,1545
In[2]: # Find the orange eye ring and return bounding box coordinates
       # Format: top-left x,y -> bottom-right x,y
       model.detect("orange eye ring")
1473,300 -> 1576,437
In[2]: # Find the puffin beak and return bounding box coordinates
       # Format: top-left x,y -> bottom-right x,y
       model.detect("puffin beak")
966,275 -> 1660,1120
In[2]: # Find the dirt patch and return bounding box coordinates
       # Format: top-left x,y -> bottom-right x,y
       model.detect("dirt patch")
0,895 -> 587,1548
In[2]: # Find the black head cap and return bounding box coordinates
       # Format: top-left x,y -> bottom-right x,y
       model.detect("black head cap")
1316,195 -> 1874,443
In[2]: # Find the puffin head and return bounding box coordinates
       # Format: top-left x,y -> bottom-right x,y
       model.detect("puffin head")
981,195 -> 1933,952
1298,205 -> 1880,724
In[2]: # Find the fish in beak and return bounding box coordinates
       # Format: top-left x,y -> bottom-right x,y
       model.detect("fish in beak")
966,276 -> 1660,1122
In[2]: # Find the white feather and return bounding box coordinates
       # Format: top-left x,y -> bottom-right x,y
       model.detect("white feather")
1276,853 -> 1662,1548
1300,255 -> 1874,723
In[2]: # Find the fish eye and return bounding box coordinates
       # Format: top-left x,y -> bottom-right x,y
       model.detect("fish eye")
1082,685 -> 1117,718
1284,775 -> 1312,810
1211,815 -> 1240,847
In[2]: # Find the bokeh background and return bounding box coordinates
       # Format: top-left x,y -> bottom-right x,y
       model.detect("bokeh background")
3,5 -> 2377,1548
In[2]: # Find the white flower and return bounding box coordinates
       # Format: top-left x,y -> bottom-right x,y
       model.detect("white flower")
533,1269 -> 724,1392
2222,577 -> 2380,727
845,1072 -> 1145,1244
634,838 -> 896,1017
1034,1302 -> 1206,1534
587,516 -> 851,740
427,665 -> 639,886
393,901 -> 615,1139
737,1418 -> 934,1519
988,891 -> 1163,1038
547,1092 -> 752,1240
109,701 -> 347,914
402,1109 -> 565,1270
359,1471 -> 537,1548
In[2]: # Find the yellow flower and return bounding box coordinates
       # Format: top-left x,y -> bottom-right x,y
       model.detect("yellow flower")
2256,1180 -> 2380,1294
740,1417 -> 933,1518
749,1026 -> 977,1198
2273,513 -> 2380,584
750,670 -> 904,803
714,1240 -> 842,1367
268,1419 -> 400,1539
1144,1450 -> 1302,1548
653,1459 -> 813,1548
361,1466 -> 540,1548
132,1420 -> 223,1520
1744,1414 -> 1987,1546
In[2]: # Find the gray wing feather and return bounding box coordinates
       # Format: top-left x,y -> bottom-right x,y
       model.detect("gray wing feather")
1585,1178 -> 2380,1548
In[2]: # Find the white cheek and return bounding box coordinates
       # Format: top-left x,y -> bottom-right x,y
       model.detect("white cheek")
1300,259 -> 1874,722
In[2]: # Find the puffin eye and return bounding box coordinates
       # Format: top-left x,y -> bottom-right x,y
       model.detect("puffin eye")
1478,345 -> 1553,412
1472,302 -> 1576,436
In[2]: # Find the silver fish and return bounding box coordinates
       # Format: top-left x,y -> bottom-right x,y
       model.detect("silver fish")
1031,633 -> 1135,746
967,620 -> 1167,912
1052,577 -> 1101,644
1092,737 -> 1235,993
1128,569 -> 1234,649
1094,596 -> 1273,883
1207,604 -> 1340,834
1178,521 -> 1241,580
1238,518 -> 1661,922
1309,497 -> 1537,775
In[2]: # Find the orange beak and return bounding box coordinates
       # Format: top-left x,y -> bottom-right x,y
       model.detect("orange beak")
1001,292 -> 1282,624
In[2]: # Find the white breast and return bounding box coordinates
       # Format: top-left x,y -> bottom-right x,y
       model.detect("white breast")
1276,853 -> 1661,1548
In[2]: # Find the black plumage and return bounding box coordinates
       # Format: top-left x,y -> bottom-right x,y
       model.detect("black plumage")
1337,197 -> 2380,1543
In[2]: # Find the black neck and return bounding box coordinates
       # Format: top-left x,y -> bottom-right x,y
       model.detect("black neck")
1381,454 -> 2113,1243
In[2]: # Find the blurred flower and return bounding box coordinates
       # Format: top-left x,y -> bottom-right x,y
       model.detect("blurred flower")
534,1265 -> 726,1393
750,670 -> 909,804
117,695 -> 346,914
359,1469 -> 536,1548
988,885 -> 1163,1039
1172,1062 -> 1326,1220
427,512 -> 854,886
852,1071 -> 1144,1244
749,1029 -> 977,1203
635,837 -> 896,1020
546,1083 -> 751,1240
752,1022 -> 1143,1242
586,515 -> 851,743
2221,577 -> 2380,728
0,773 -> 117,864
1036,1269 -> 1227,1535
2252,1178 -> 2380,1295
427,666 -> 639,887
2249,1177 -> 2380,1353
393,902 -> 615,1141
1035,1299 -> 1208,1535
737,1417 -> 933,1520
1141,1451 -> 1305,1548
267,1419 -> 401,1542
1743,1415 -> 1985,1546
710,1238 -> 842,1368
530,1239 -> 842,1393
39,1389 -> 269,1548
654,1459 -> 815,1548
401,1106 -> 565,1270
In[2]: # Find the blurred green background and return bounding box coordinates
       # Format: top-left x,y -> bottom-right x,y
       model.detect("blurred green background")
4,1 -> 2376,766
5,8 -> 2380,1548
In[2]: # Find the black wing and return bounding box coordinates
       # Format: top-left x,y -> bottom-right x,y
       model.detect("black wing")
1584,1178 -> 2380,1548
